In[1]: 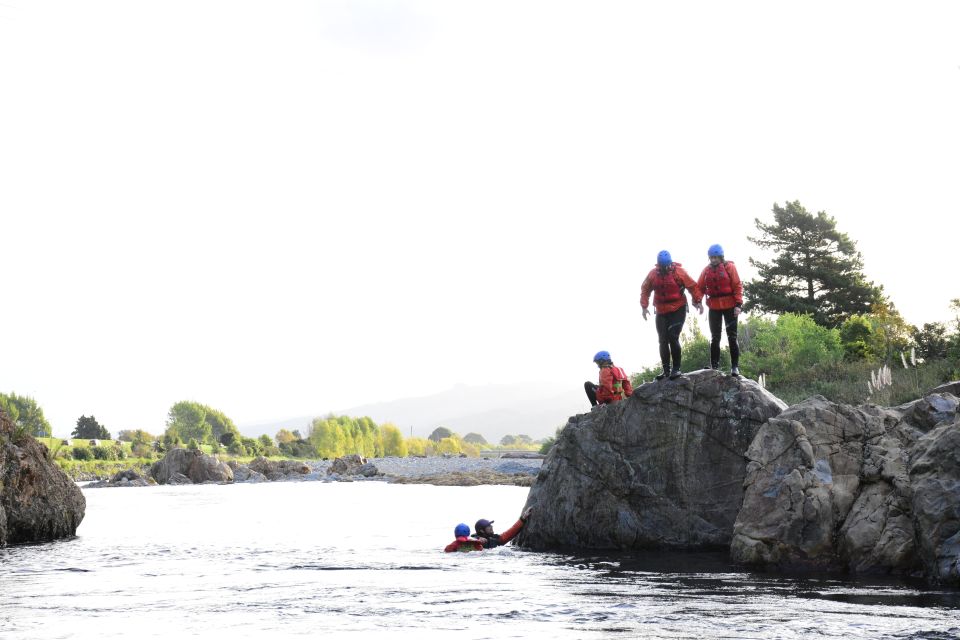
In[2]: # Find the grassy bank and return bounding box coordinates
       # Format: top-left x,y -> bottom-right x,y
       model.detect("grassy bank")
762,358 -> 954,407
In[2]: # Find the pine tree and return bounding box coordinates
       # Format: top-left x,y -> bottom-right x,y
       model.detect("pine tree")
745,201 -> 883,327
72,415 -> 110,440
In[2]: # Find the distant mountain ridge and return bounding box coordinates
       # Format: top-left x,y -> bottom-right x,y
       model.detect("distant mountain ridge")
237,382 -> 585,443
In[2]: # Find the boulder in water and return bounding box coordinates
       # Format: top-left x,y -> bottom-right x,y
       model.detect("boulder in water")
516,370 -> 787,550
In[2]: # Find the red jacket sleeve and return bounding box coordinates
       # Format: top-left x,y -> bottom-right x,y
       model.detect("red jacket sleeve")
622,376 -> 634,397
497,518 -> 526,545
727,262 -> 744,306
697,267 -> 708,300
640,270 -> 653,309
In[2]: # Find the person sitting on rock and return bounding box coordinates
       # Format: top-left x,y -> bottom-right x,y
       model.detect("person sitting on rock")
696,243 -> 743,377
473,506 -> 534,548
445,523 -> 486,552
584,351 -> 634,407
640,250 -> 703,380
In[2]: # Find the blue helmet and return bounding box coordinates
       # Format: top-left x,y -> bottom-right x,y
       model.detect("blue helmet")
593,350 -> 611,363
454,523 -> 470,538
657,250 -> 672,265
708,244 -> 724,257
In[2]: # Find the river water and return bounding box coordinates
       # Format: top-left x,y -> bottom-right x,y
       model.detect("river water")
1,482 -> 958,639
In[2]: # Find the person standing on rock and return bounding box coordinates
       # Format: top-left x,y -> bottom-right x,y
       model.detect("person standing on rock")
473,506 -> 533,548
585,351 -> 634,407
641,250 -> 703,380
697,244 -> 743,377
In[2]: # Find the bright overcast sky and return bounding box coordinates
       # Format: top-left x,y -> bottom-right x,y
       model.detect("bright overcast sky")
1,1 -> 958,436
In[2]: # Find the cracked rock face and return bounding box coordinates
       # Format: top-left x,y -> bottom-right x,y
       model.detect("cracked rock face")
731,393 -> 960,584
515,369 -> 787,550
1,411 -> 86,546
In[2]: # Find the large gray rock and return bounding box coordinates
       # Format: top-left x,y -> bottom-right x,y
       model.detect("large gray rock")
731,392 -> 960,584
150,448 -> 233,484
0,410 -> 86,546
929,380 -> 960,397
357,462 -> 380,477
248,456 -> 310,480
907,417 -> 960,584
328,454 -> 367,476
516,370 -> 787,550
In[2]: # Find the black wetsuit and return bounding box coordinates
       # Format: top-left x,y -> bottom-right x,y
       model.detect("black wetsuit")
656,306 -> 687,373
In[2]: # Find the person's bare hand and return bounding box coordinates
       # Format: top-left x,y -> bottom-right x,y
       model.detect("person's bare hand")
522,506 -> 533,520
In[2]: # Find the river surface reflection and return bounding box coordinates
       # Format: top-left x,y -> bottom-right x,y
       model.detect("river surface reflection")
1,482 -> 958,639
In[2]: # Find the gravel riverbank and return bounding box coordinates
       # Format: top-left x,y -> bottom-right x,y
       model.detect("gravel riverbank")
83,454 -> 544,488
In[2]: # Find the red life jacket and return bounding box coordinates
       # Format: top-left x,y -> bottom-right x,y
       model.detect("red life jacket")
651,265 -> 685,307
610,366 -> 629,401
703,261 -> 734,297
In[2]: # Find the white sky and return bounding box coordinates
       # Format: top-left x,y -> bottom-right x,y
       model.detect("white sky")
1,1 -> 959,437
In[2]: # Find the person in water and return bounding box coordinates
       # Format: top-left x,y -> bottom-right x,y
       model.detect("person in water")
444,507 -> 534,552
584,351 -> 633,407
445,523 -> 486,552
640,250 -> 703,380
696,244 -> 743,376
473,506 -> 534,549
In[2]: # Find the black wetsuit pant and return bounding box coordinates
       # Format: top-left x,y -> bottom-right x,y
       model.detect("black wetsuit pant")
584,382 -> 599,406
708,308 -> 740,368
656,306 -> 686,373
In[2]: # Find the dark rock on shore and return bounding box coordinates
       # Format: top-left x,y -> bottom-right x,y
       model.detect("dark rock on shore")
0,411 -> 86,546
516,370 -> 786,550
328,454 -> 368,476
248,457 -> 311,481
86,468 -> 155,488
150,448 -> 233,484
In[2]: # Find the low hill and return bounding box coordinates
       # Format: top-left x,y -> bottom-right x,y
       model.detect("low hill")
237,382 -> 585,443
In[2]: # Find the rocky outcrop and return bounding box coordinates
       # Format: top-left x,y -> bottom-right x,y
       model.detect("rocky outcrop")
730,392 -> 960,584
86,468 -> 155,488
930,381 -> 960,397
516,370 -> 787,550
248,457 -> 311,481
328,454 -> 367,476
229,463 -> 268,483
149,448 -> 233,485
516,371 -> 960,585
0,411 -> 86,546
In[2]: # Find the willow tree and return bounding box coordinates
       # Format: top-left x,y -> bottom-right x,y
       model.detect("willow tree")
744,201 -> 883,327
0,392 -> 53,438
